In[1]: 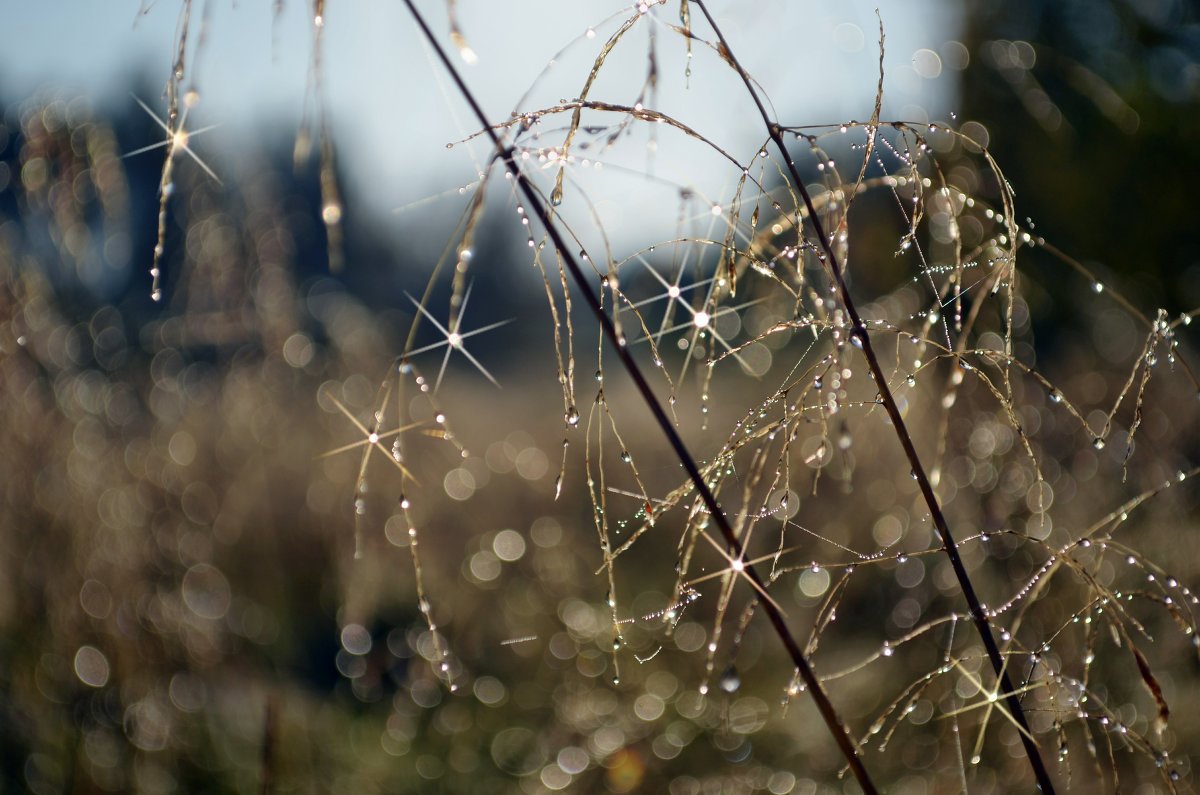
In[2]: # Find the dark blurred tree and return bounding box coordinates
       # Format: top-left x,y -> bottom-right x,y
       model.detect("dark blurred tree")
958,0 -> 1200,311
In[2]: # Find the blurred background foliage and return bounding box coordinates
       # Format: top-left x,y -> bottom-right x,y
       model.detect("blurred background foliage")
2,1 -> 1199,794
960,0 -> 1200,312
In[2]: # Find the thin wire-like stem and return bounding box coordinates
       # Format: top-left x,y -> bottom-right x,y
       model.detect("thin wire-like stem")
688,2 -> 1055,791
400,2 -> 879,792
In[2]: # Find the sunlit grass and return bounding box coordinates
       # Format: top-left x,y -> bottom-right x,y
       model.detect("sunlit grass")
1,2 -> 1198,793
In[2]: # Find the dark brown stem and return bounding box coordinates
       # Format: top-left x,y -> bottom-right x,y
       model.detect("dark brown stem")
400,2 -> 879,792
689,1 -> 1055,791
260,693 -> 276,795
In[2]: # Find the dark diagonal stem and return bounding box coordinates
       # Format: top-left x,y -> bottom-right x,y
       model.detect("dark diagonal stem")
689,1 -> 1055,791
401,2 -> 879,791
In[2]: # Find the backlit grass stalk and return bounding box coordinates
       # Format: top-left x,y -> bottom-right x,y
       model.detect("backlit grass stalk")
689,0 -> 1055,790
400,1 -> 880,791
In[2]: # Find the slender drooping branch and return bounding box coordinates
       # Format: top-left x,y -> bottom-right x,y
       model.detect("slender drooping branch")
689,2 -> 1056,791
401,2 -> 879,792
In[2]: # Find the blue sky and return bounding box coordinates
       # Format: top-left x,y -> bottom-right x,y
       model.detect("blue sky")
4,1 -> 964,247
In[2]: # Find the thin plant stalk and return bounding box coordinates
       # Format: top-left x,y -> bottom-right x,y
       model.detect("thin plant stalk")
400,2 -> 880,792
688,1 -> 1056,791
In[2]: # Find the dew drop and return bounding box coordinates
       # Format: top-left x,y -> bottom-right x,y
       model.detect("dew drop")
719,666 -> 741,693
